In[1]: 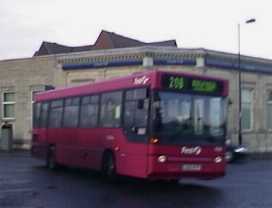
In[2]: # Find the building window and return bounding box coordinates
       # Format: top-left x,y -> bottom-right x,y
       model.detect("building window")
70,79 -> 95,86
267,92 -> 272,130
3,92 -> 16,119
241,89 -> 253,130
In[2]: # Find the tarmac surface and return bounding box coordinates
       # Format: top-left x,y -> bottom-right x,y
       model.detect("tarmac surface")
0,151 -> 272,208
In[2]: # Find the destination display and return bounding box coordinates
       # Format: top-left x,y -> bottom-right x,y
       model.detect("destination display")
161,74 -> 224,95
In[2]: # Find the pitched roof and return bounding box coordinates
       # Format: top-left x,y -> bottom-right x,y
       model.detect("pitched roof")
34,30 -> 177,56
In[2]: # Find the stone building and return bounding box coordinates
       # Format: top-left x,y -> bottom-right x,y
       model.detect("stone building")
1,30 -> 272,153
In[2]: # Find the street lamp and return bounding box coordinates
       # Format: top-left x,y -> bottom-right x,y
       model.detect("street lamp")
238,18 -> 256,145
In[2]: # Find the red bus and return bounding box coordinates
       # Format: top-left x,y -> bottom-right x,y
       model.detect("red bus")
31,69 -> 228,180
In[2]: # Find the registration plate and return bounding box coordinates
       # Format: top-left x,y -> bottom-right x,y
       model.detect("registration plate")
182,164 -> 202,171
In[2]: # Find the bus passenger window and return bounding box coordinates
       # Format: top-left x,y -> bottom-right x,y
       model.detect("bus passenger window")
48,100 -> 63,128
33,103 -> 41,128
100,91 -> 122,128
79,95 -> 99,128
63,97 -> 80,128
40,102 -> 49,128
124,88 -> 149,139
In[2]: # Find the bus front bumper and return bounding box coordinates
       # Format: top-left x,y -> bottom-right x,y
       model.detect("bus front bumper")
146,155 -> 226,180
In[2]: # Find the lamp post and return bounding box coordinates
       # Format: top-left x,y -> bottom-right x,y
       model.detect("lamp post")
238,18 -> 256,145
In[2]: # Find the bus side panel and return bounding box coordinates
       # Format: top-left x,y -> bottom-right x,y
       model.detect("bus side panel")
47,128 -> 77,166
31,128 -> 49,160
116,141 -> 148,178
77,128 -> 102,170
99,129 -> 148,178
75,128 -> 148,178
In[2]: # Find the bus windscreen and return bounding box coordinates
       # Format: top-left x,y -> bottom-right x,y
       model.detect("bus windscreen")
152,91 -> 227,145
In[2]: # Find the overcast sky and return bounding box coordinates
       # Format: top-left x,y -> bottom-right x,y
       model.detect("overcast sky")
0,0 -> 271,60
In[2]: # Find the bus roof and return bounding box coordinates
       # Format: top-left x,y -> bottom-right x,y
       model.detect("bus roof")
35,69 -> 228,101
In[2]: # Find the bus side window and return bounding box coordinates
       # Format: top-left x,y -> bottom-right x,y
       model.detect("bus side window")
100,91 -> 122,128
40,102 -> 49,128
33,102 -> 41,128
124,88 -> 149,139
63,97 -> 80,128
48,100 -> 63,128
79,95 -> 99,128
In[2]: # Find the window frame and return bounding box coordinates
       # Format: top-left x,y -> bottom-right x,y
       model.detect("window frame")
266,91 -> 272,131
48,99 -> 64,129
40,102 -> 49,128
33,102 -> 41,128
99,90 -> 123,128
123,87 -> 150,142
63,97 -> 80,128
241,88 -> 254,132
2,92 -> 16,120
79,94 -> 100,128
31,90 -> 43,128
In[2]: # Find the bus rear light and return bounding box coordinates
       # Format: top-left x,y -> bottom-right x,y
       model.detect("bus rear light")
214,156 -> 223,163
158,155 -> 167,163
150,138 -> 159,144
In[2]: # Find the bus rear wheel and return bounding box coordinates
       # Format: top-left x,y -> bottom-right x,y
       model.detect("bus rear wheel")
46,146 -> 58,170
102,152 -> 117,180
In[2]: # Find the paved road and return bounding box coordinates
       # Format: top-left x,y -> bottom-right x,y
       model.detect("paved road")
0,151 -> 272,208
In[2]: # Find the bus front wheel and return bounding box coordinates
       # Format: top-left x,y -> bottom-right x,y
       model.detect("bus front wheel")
102,152 -> 117,180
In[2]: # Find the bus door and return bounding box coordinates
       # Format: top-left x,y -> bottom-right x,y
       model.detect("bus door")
120,88 -> 150,178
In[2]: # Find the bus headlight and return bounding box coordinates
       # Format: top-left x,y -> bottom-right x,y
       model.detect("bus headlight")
158,155 -> 167,163
214,156 -> 223,163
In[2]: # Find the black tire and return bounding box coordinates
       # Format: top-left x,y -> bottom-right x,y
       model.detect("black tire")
102,152 -> 117,180
46,146 -> 58,170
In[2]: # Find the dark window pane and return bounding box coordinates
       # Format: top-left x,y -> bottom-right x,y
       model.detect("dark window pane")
4,92 -> 15,102
153,92 -> 227,145
63,97 -> 79,128
123,89 -> 149,141
33,103 -> 41,128
82,96 -> 91,105
4,104 -> 15,118
51,100 -> 63,108
100,91 -> 122,127
48,100 -> 63,128
49,108 -> 63,128
40,103 -> 49,128
91,95 -> 99,103
124,101 -> 136,128
126,88 -> 147,100
267,103 -> 272,129
80,104 -> 98,128
242,104 -> 251,130
80,95 -> 99,128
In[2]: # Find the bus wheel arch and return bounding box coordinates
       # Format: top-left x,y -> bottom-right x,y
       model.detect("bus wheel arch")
101,150 -> 117,179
